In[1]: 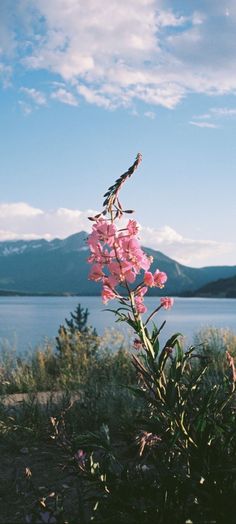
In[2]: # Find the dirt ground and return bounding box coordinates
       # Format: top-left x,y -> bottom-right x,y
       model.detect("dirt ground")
0,439 -> 81,523
0,393 -> 83,523
1,391 -> 80,408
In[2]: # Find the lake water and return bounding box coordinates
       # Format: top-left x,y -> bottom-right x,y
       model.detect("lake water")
0,296 -> 235,353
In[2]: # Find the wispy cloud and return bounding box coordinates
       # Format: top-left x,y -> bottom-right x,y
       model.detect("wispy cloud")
189,121 -> 219,129
1,1 -> 236,111
51,88 -> 78,106
0,62 -> 12,87
0,202 -> 234,267
144,111 -> 156,119
210,107 -> 236,117
190,105 -> 236,128
18,100 -> 32,115
192,113 -> 211,120
20,87 -> 47,106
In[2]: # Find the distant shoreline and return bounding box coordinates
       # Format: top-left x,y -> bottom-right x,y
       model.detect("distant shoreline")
0,290 -> 235,299
0,291 -> 81,297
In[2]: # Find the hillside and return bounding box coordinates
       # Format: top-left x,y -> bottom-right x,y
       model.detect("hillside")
194,274 -> 236,298
0,232 -> 235,295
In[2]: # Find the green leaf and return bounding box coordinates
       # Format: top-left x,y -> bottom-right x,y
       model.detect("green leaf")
164,332 -> 183,349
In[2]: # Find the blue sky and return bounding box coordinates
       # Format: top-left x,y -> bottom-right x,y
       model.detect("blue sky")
0,0 -> 236,267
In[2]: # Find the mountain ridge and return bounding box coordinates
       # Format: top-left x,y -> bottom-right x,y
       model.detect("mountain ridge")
193,274 -> 236,298
0,232 -> 235,296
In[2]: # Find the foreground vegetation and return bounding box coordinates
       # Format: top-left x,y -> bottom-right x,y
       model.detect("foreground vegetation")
0,305 -> 236,523
1,157 -> 236,523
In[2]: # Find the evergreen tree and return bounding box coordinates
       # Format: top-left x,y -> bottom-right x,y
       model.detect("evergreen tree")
55,304 -> 99,386
64,304 -> 97,336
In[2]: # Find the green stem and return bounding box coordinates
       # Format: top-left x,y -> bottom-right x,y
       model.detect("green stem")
144,305 -> 163,327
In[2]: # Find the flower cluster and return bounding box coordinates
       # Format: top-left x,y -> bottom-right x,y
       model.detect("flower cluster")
87,216 -> 173,314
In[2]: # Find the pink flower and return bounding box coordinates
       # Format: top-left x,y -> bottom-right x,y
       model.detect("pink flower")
160,297 -> 174,310
138,253 -> 151,272
144,271 -> 154,287
87,237 -> 103,262
127,219 -> 139,236
92,219 -> 116,246
101,285 -> 117,304
101,248 -> 113,265
124,270 -> 136,284
153,270 -> 167,288
88,244 -> 113,266
105,274 -> 119,288
89,264 -> 104,282
135,286 -> 148,297
135,296 -> 147,314
87,198 -> 171,315
116,236 -> 151,273
108,260 -> 136,284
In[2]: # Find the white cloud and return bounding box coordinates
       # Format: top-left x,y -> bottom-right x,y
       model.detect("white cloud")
77,85 -> 113,109
144,111 -> 156,119
193,107 -> 236,121
1,0 -> 236,111
192,113 -> 211,120
0,62 -> 12,87
139,224 -> 234,266
0,203 -> 43,218
51,88 -> 78,106
20,87 -> 47,106
0,202 -> 235,267
0,230 -> 48,241
18,100 -> 32,115
0,202 -> 94,241
140,225 -> 182,246
55,208 -> 84,219
189,121 -> 219,129
156,10 -> 188,28
210,107 -> 236,117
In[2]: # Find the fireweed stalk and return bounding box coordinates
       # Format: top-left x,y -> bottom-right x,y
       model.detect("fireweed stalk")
82,155 -> 236,507
87,154 -> 174,358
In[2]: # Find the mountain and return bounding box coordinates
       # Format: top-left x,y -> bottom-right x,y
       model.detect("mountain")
142,247 -> 236,295
194,274 -> 236,298
0,232 -> 235,295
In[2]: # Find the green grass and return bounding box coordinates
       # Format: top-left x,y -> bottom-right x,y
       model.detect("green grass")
0,307 -> 236,523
